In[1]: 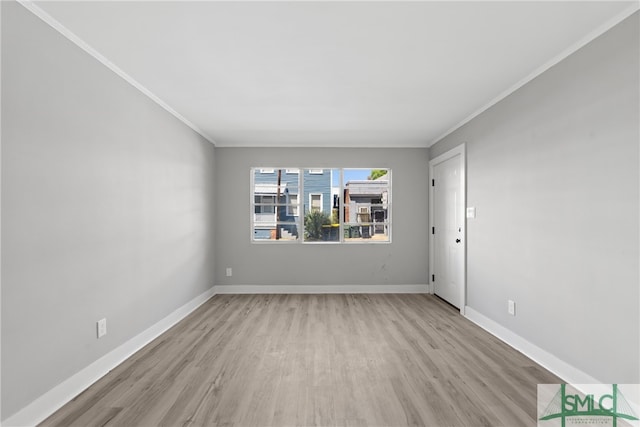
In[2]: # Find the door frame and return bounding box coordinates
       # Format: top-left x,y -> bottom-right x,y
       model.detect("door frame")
429,143 -> 466,315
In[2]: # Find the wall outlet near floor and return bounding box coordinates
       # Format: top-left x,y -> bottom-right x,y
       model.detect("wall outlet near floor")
97,318 -> 107,338
226,267 -> 233,277
508,300 -> 516,316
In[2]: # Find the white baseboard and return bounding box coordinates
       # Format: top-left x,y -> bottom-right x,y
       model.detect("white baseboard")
213,284 -> 429,294
11,290 -> 627,427
2,286 -> 216,427
465,308 -> 640,416
463,306 -> 601,385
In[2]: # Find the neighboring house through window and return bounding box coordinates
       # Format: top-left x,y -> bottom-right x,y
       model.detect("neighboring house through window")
251,168 -> 390,243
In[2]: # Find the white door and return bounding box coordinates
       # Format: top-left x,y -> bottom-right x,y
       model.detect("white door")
430,146 -> 465,310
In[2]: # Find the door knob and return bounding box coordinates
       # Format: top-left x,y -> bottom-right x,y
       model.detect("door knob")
456,239 -> 461,243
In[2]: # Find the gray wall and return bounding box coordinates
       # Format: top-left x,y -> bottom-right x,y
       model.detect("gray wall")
1,2 -> 216,419
431,12 -> 639,383
3,0 -> 636,420
215,148 -> 429,287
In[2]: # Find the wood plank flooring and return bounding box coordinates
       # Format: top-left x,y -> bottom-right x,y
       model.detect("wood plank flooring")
40,294 -> 561,427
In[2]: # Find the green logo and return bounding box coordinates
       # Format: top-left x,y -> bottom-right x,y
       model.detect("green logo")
539,384 -> 638,427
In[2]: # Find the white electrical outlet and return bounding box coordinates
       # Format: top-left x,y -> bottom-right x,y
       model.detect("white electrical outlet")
508,300 -> 516,316
226,267 -> 233,277
97,318 -> 107,338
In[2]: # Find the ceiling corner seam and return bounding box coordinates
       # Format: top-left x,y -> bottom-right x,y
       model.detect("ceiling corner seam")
427,1 -> 640,149
16,0 -> 217,146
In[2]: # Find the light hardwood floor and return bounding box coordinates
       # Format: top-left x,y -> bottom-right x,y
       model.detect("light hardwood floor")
41,294 -> 561,426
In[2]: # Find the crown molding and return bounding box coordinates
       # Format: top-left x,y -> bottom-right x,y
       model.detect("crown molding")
429,2 -> 640,147
17,0 -> 217,146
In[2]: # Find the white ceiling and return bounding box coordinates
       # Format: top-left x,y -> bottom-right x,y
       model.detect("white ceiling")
30,1 -> 637,148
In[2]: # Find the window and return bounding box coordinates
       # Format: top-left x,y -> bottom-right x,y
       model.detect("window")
287,194 -> 299,216
251,168 -> 390,243
252,169 -> 300,241
255,195 -> 275,214
343,168 -> 390,242
310,194 -> 322,212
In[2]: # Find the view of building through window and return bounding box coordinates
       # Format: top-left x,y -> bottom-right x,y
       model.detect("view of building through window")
251,168 -> 390,243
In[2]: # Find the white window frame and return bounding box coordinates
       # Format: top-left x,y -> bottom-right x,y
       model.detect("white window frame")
287,194 -> 299,216
250,168 -> 391,244
309,193 -> 323,213
342,168 -> 392,244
